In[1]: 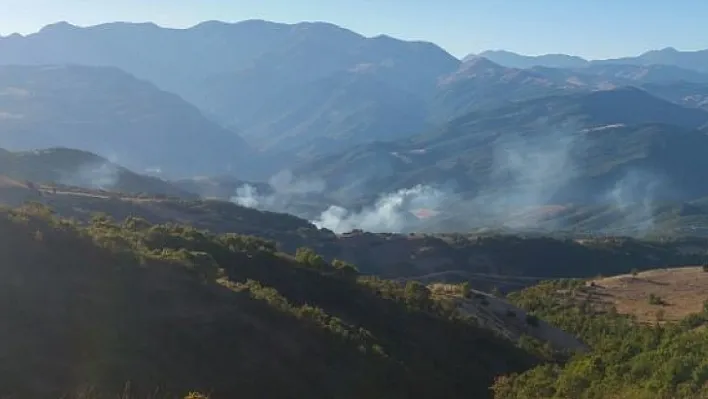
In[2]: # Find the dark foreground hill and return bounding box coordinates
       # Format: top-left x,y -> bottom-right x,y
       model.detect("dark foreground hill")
0,203 -> 537,398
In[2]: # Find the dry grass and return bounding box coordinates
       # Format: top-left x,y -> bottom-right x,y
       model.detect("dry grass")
587,266 -> 708,323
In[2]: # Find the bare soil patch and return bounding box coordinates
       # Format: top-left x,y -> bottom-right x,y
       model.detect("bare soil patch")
588,267 -> 708,323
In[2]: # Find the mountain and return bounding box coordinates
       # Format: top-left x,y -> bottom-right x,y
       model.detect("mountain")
293,88 -> 708,210
0,65 -> 250,178
223,70 -> 431,156
432,57 -> 708,122
431,57 -> 574,121
475,48 -> 708,75
578,63 -> 708,84
475,50 -> 590,69
0,147 -> 196,198
0,21 -> 459,158
639,81 -> 708,110
598,47 -> 708,73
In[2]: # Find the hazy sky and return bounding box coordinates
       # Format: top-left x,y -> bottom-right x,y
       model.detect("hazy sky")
0,0 -> 706,59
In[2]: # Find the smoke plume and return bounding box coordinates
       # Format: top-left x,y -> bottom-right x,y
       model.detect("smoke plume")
230,169 -> 325,212
313,185 -> 448,233
59,161 -> 121,190
231,123 -> 670,237
605,169 -> 663,236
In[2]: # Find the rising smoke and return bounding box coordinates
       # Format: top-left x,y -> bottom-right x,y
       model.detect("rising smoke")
230,169 -> 325,212
605,169 -> 664,236
59,161 -> 121,190
312,185 -> 449,233
469,125 -> 584,229
231,124 -> 667,236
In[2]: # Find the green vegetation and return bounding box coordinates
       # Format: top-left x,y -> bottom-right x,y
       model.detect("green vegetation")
493,279 -> 708,398
0,203 -> 537,398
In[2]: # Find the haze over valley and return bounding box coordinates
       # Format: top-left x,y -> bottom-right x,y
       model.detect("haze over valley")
4,19 -> 708,237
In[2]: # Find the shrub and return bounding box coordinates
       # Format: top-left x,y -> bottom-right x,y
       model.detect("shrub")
648,293 -> 665,306
295,247 -> 327,270
460,281 -> 472,298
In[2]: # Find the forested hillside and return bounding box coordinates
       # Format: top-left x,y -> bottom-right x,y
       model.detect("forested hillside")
0,202 -> 536,398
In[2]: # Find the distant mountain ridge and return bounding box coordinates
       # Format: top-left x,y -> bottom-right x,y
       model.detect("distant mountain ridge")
475,48 -> 708,74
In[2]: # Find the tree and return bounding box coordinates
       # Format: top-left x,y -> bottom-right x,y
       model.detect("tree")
404,281 -> 431,308
491,285 -> 502,297
332,259 -> 359,278
460,281 -> 472,298
295,247 -> 327,270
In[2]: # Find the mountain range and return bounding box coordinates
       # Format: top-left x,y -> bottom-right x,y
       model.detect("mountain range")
2,21 -> 708,174
3,20 -> 708,234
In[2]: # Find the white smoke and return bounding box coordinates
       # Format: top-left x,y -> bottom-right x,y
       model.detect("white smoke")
465,124 -> 586,229
230,169 -> 325,211
59,162 -> 121,190
269,169 -> 325,195
606,169 -> 663,236
230,123 -> 671,237
232,184 -> 262,208
312,185 -> 448,233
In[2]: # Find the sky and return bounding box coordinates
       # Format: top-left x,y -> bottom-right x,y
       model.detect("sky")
0,0 -> 706,59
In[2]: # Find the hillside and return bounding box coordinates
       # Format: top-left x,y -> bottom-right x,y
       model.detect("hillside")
585,267 -> 708,323
0,65 -> 250,178
0,203 -> 538,398
495,277 -> 708,398
0,147 -> 196,198
293,89 -> 708,214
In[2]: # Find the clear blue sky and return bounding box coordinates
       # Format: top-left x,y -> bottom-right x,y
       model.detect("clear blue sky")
1,0 -> 706,59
